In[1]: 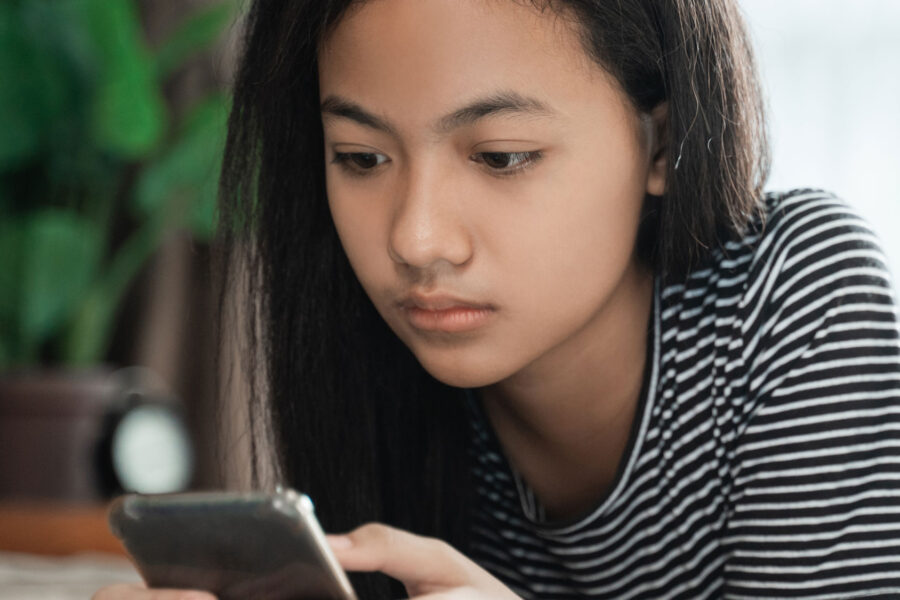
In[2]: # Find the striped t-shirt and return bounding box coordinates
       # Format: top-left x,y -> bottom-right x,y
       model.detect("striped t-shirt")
463,189 -> 900,599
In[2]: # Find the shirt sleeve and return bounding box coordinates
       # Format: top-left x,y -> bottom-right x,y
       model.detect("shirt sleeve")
723,191 -> 900,599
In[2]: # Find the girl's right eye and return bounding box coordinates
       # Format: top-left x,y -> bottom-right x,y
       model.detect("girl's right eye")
330,152 -> 389,176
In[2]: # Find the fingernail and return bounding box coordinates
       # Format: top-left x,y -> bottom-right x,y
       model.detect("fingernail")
327,534 -> 353,549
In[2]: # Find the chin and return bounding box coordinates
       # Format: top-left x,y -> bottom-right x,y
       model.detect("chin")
412,351 -> 511,389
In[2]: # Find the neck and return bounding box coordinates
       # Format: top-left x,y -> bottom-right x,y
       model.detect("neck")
476,261 -> 655,518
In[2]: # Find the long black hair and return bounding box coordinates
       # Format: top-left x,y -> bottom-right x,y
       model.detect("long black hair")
214,1 -> 769,597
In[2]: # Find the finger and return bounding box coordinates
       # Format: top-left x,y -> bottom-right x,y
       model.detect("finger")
327,524 -> 476,588
92,583 -> 217,600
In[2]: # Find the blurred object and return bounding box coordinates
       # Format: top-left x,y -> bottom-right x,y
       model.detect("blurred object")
0,0 -> 234,369
0,366 -> 193,501
0,550 -> 140,599
106,367 -> 193,495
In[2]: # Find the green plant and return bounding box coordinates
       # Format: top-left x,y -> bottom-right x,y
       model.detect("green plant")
0,0 -> 234,368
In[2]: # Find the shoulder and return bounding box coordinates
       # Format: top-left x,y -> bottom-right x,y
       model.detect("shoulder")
743,188 -> 890,283
655,187 -> 898,406
718,196 -> 900,599
682,188 -> 898,323
732,188 -> 895,334
729,188 -> 899,403
659,188 -> 896,320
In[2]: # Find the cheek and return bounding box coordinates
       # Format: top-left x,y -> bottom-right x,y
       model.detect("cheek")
504,155 -> 645,282
489,151 -> 646,344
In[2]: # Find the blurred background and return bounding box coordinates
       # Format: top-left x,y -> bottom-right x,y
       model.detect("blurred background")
0,0 -> 898,597
743,0 -> 900,277
0,0 -> 241,595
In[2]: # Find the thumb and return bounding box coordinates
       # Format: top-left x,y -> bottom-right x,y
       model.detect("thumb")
326,523 -> 480,592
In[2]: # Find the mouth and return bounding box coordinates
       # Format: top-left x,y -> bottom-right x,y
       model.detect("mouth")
398,292 -> 495,333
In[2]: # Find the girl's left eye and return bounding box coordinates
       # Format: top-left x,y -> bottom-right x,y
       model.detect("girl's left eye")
472,151 -> 542,176
331,152 -> 389,176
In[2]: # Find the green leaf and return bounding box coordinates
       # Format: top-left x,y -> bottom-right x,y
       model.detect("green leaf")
83,0 -> 166,158
0,4 -> 40,168
154,2 -> 234,80
133,94 -> 229,240
0,3 -> 70,170
64,213 -> 163,364
63,284 -> 114,366
18,211 -> 103,353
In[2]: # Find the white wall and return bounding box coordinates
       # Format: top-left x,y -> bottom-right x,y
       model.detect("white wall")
740,0 -> 900,280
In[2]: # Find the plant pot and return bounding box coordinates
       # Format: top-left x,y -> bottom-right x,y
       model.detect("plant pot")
0,366 -> 119,502
0,366 -> 193,502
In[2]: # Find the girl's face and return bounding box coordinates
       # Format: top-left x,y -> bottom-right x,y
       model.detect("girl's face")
319,0 -> 665,388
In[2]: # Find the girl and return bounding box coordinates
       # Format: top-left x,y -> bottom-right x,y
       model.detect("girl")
96,0 -> 900,598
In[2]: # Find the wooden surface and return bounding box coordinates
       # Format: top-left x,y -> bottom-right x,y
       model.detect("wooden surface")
0,502 -> 127,557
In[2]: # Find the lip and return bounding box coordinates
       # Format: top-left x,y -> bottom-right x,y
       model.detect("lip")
399,292 -> 493,311
399,292 -> 495,333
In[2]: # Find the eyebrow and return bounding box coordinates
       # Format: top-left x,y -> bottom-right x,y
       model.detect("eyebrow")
320,90 -> 556,137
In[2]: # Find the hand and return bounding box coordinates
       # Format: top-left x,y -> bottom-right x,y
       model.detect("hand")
91,583 -> 217,600
327,523 -> 521,599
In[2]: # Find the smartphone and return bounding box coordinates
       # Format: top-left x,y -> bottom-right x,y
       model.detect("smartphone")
107,486 -> 357,600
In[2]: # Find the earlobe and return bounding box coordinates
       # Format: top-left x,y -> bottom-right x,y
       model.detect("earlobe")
645,102 -> 668,197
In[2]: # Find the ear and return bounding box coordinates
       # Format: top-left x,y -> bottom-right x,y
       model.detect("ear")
645,102 -> 668,197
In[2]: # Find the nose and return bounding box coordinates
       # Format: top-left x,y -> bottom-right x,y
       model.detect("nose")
388,163 -> 473,269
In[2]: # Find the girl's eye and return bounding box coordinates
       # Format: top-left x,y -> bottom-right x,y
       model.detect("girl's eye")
472,151 -> 542,176
331,152 -> 389,176
330,150 -> 542,178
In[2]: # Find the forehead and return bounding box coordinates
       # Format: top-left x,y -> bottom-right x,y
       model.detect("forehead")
319,0 -> 584,64
316,0 -> 627,132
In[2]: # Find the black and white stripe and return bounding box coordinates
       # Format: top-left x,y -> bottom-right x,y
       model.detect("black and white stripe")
464,189 -> 900,599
